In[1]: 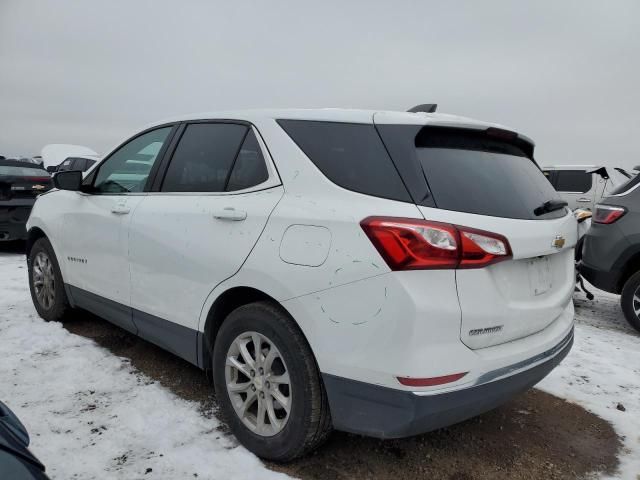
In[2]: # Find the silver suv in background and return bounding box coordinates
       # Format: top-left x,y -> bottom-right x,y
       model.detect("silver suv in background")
542,165 -> 634,211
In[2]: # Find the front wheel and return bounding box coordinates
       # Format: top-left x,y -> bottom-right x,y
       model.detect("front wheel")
28,237 -> 71,322
212,302 -> 332,461
620,270 -> 640,332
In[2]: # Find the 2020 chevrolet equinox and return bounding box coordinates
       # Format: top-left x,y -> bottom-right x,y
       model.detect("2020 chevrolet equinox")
26,108 -> 576,461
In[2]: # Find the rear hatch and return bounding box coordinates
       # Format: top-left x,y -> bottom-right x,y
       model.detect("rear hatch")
375,116 -> 576,349
0,161 -> 52,202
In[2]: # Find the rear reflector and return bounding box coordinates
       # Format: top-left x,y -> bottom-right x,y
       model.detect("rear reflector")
593,204 -> 626,224
24,177 -> 51,182
360,217 -> 512,270
397,372 -> 468,387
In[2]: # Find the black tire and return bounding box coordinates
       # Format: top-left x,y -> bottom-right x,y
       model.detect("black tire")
27,237 -> 72,322
212,301 -> 332,461
620,270 -> 640,333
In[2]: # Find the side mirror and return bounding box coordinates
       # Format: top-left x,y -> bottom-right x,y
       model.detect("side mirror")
46,166 -> 57,173
53,170 -> 83,191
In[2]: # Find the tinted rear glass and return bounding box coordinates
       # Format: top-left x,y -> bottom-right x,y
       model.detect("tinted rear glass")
610,174 -> 640,195
0,165 -> 49,177
277,120 -> 411,202
377,125 -> 565,220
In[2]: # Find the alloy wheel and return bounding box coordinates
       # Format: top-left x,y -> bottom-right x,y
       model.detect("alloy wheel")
225,331 -> 292,437
33,251 -> 55,310
633,287 -> 640,320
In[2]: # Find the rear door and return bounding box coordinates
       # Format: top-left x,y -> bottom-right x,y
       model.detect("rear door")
128,122 -> 283,362
375,119 -> 576,349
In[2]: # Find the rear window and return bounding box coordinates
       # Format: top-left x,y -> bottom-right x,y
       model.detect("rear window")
610,174 -> 640,196
376,125 -> 565,220
277,120 -> 411,202
0,165 -> 49,177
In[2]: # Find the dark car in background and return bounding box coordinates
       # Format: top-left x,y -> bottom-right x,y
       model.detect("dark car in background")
47,156 -> 97,174
0,160 -> 52,242
0,401 -> 49,479
580,174 -> 640,332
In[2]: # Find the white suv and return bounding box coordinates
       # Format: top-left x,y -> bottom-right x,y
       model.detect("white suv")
542,165 -> 634,211
26,108 -> 576,461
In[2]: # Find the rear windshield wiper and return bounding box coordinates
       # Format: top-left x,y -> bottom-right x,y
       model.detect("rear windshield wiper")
534,199 -> 568,216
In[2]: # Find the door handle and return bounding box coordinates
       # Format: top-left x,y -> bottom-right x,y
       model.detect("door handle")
111,203 -> 131,215
212,207 -> 247,221
577,198 -> 591,203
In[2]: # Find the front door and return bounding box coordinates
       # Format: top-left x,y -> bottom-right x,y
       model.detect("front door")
61,126 -> 174,333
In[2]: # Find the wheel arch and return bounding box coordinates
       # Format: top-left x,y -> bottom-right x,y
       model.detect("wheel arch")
617,250 -> 640,293
26,226 -> 48,258
199,286 -> 309,375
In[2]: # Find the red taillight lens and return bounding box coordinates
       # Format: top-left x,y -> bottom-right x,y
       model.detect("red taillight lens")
360,217 -> 512,270
459,228 -> 512,269
360,217 -> 459,270
593,205 -> 626,224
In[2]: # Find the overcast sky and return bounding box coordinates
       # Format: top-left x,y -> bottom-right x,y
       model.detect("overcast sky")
1,0 -> 639,168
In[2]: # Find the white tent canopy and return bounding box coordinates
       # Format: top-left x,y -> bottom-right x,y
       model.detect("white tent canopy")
40,144 -> 99,169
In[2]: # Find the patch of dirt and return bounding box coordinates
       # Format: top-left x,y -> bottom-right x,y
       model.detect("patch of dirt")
64,312 -> 621,480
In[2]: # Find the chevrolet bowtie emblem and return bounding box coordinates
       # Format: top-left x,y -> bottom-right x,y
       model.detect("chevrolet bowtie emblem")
552,235 -> 565,249
32,184 -> 46,190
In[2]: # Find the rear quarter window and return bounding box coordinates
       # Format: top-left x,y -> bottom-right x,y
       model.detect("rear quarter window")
277,120 -> 411,202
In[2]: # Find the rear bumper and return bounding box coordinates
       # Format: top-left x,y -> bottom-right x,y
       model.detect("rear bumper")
0,205 -> 33,241
323,327 -> 573,438
578,261 -> 620,294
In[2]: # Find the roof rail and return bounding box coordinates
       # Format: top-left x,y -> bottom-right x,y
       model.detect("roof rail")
407,104 -> 437,113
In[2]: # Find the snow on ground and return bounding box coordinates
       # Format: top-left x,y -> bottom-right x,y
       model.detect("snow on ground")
539,291 -> 640,479
0,253 -> 288,480
1,251 -> 639,479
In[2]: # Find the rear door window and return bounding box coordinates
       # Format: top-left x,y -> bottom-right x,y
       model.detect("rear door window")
161,123 -> 248,192
376,125 -> 565,220
554,170 -> 592,193
277,120 -> 411,202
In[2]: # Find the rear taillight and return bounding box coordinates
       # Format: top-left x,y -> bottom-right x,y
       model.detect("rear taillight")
593,205 -> 626,224
360,217 -> 512,270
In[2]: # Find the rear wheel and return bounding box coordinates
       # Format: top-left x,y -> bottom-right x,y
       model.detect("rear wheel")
212,301 -> 332,461
620,270 -> 640,332
28,237 -> 71,322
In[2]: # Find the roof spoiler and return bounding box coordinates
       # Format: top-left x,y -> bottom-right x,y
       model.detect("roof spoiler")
407,104 -> 437,113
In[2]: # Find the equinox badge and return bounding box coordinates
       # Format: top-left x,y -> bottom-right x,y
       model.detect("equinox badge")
552,235 -> 566,249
